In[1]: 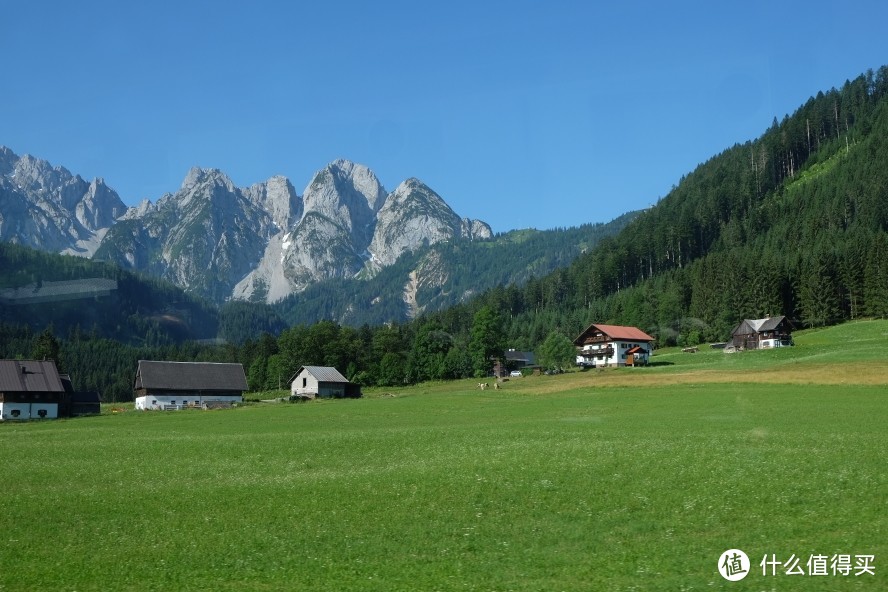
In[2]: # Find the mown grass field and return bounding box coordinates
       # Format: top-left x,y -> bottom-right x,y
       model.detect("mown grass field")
1,320 -> 886,591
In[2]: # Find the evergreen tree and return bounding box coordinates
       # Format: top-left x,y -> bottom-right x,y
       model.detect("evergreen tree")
32,328 -> 62,369
468,306 -> 505,377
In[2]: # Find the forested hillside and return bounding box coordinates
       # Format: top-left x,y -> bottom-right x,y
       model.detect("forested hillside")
0,242 -> 221,343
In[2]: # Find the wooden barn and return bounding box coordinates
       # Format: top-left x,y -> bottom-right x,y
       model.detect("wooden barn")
0,360 -> 100,420
289,366 -> 361,400
573,323 -> 655,368
133,360 -> 247,410
731,316 -> 794,349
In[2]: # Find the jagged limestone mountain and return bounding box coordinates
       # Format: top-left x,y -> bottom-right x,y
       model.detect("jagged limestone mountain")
234,160 -> 491,302
0,146 -> 127,255
367,178 -> 492,271
94,167 -> 281,303
1,146 -> 492,305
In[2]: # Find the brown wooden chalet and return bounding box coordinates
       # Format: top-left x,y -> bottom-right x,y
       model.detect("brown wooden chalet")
573,324 -> 655,367
731,316 -> 793,349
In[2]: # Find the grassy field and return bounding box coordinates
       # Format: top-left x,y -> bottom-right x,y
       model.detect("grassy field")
1,320 -> 886,591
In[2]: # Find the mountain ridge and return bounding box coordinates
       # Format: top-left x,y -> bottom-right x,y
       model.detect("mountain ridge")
1,149 -> 493,305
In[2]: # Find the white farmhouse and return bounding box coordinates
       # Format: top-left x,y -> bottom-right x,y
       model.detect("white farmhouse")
573,323 -> 655,368
133,360 -> 247,410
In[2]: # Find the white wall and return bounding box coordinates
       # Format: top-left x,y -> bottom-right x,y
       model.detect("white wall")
291,369 -> 320,397
135,394 -> 241,410
579,340 -> 651,367
0,402 -> 59,420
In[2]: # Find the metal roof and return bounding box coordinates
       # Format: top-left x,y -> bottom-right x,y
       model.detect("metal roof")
504,350 -> 537,364
135,361 -> 247,392
734,316 -> 787,335
0,360 -> 65,392
298,366 -> 349,383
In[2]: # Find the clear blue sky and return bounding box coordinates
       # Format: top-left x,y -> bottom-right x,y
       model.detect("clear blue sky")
3,0 -> 886,233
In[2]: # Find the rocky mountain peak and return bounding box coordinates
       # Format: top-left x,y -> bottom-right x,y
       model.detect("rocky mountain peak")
367,178 -> 491,269
2,146 -> 492,306
246,175 -> 302,230
180,166 -> 237,194
0,146 -> 127,255
302,160 -> 387,246
0,146 -> 16,175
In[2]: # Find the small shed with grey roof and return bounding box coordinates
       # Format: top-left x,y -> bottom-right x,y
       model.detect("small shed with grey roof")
289,366 -> 361,400
133,360 -> 247,410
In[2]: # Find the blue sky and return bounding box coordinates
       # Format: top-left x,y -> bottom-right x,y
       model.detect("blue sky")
3,0 -> 886,233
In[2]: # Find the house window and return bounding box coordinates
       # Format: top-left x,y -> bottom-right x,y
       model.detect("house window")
303,378 -> 307,388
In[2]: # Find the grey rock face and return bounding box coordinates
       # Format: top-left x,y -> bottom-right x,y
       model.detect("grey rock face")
0,148 -> 126,255
368,178 -> 492,269
95,167 -> 278,302
1,146 -> 491,304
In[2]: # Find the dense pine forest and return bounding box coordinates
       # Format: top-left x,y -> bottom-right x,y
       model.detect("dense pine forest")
2,66 -> 886,401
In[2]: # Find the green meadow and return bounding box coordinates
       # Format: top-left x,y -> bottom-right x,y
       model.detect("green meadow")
1,321 -> 886,591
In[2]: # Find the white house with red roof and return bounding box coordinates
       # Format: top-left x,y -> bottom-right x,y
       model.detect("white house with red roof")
573,323 -> 655,368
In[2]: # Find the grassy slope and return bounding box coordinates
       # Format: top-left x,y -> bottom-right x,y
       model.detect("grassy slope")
1,321 -> 885,591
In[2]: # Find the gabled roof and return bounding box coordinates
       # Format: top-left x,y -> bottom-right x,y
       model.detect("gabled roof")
732,316 -> 788,335
134,361 -> 247,392
296,366 -> 349,384
574,323 -> 655,345
0,360 -> 65,392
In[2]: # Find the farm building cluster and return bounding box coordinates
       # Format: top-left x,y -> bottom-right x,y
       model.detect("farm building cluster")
1,315 -> 794,420
133,362 -> 363,410
570,316 -> 794,367
1,358 -> 363,421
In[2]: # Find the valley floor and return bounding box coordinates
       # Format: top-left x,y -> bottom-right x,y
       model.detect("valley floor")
1,320 -> 885,591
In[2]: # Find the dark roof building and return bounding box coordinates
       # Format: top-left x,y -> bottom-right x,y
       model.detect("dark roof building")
504,350 -> 537,366
133,361 -> 247,410
0,360 -> 97,419
731,316 -> 793,349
